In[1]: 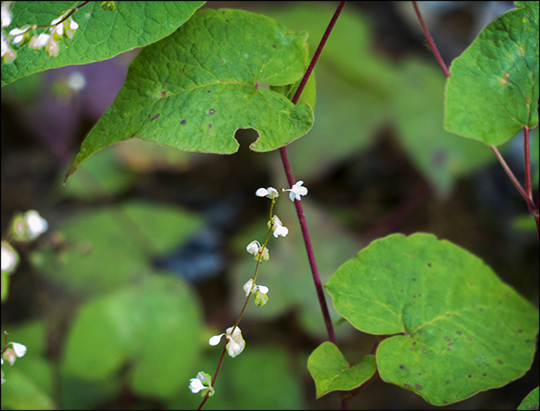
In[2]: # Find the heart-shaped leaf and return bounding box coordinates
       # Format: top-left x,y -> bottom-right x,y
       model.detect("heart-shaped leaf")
445,1 -> 539,146
308,342 -> 376,398
66,8 -> 314,180
326,233 -> 539,405
1,1 -> 205,87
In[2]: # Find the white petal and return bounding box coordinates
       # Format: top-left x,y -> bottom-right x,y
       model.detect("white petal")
256,188 -> 268,197
1,243 -> 18,272
243,279 -> 254,296
209,334 -> 224,346
267,187 -> 279,198
25,211 -> 48,238
10,343 -> 26,358
189,378 -> 205,393
257,285 -> 269,294
246,240 -> 259,254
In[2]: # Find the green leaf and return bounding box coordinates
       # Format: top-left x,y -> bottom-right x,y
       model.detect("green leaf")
518,387 -> 539,410
34,201 -> 203,296
326,233 -> 539,406
1,1 -> 205,87
62,275 -> 202,399
0,367 -> 57,410
308,342 -> 376,398
394,59 -> 495,197
66,8 -> 314,181
445,1 -> 539,146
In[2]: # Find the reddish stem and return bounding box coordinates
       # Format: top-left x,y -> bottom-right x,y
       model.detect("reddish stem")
412,1 -> 450,78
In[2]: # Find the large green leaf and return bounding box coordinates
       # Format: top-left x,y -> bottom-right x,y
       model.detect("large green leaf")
394,59 -> 494,197
445,1 -> 539,146
33,201 -> 203,296
326,233 -> 539,405
1,1 -> 205,87
308,342 -> 376,398
66,8 -> 314,180
62,275 -> 202,399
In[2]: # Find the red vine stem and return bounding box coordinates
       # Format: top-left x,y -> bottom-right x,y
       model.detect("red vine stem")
279,2 -> 347,409
411,1 -> 450,78
281,0 -> 346,347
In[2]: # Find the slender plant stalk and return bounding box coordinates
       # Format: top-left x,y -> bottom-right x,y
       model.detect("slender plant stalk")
279,2 -> 347,409
412,1 -> 450,78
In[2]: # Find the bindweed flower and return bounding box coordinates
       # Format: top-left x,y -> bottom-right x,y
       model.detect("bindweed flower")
3,342 -> 26,366
256,187 -> 279,200
246,240 -> 269,262
209,326 -> 245,358
189,371 -> 214,397
270,215 -> 288,238
286,180 -> 308,202
1,242 -> 19,274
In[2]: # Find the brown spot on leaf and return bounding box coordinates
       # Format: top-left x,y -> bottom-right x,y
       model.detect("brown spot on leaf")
180,119 -> 186,125
180,69 -> 184,73
456,331 -> 462,335
415,384 -> 422,390
151,113 -> 160,122
209,109 -> 215,115
160,91 -> 167,98
208,124 -> 213,129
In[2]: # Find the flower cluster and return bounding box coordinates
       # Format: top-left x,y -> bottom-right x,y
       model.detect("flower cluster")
1,2 -> 79,63
190,180 -> 308,399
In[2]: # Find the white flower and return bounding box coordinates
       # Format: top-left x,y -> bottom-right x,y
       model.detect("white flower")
271,215 -> 288,238
1,3 -> 12,28
286,180 -> 308,201
256,187 -> 279,199
3,342 -> 26,366
1,242 -> 19,273
8,27 -> 25,44
243,279 -> 269,298
28,33 -> 50,49
209,326 -> 245,358
243,279 -> 255,296
225,326 -> 245,358
189,371 -> 214,396
246,240 -> 269,262
25,210 -> 48,239
189,377 -> 205,393
246,240 -> 260,255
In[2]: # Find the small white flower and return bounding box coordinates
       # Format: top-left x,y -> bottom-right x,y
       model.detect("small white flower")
28,33 -> 50,49
189,371 -> 214,396
256,187 -> 279,199
209,326 -> 245,357
271,215 -> 288,238
286,180 -> 308,202
225,326 -> 245,358
1,3 -> 12,28
25,210 -> 48,239
257,285 -> 269,294
246,240 -> 260,255
1,242 -> 19,273
189,377 -> 205,393
3,342 -> 26,366
243,279 -> 254,296
8,27 -> 25,44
